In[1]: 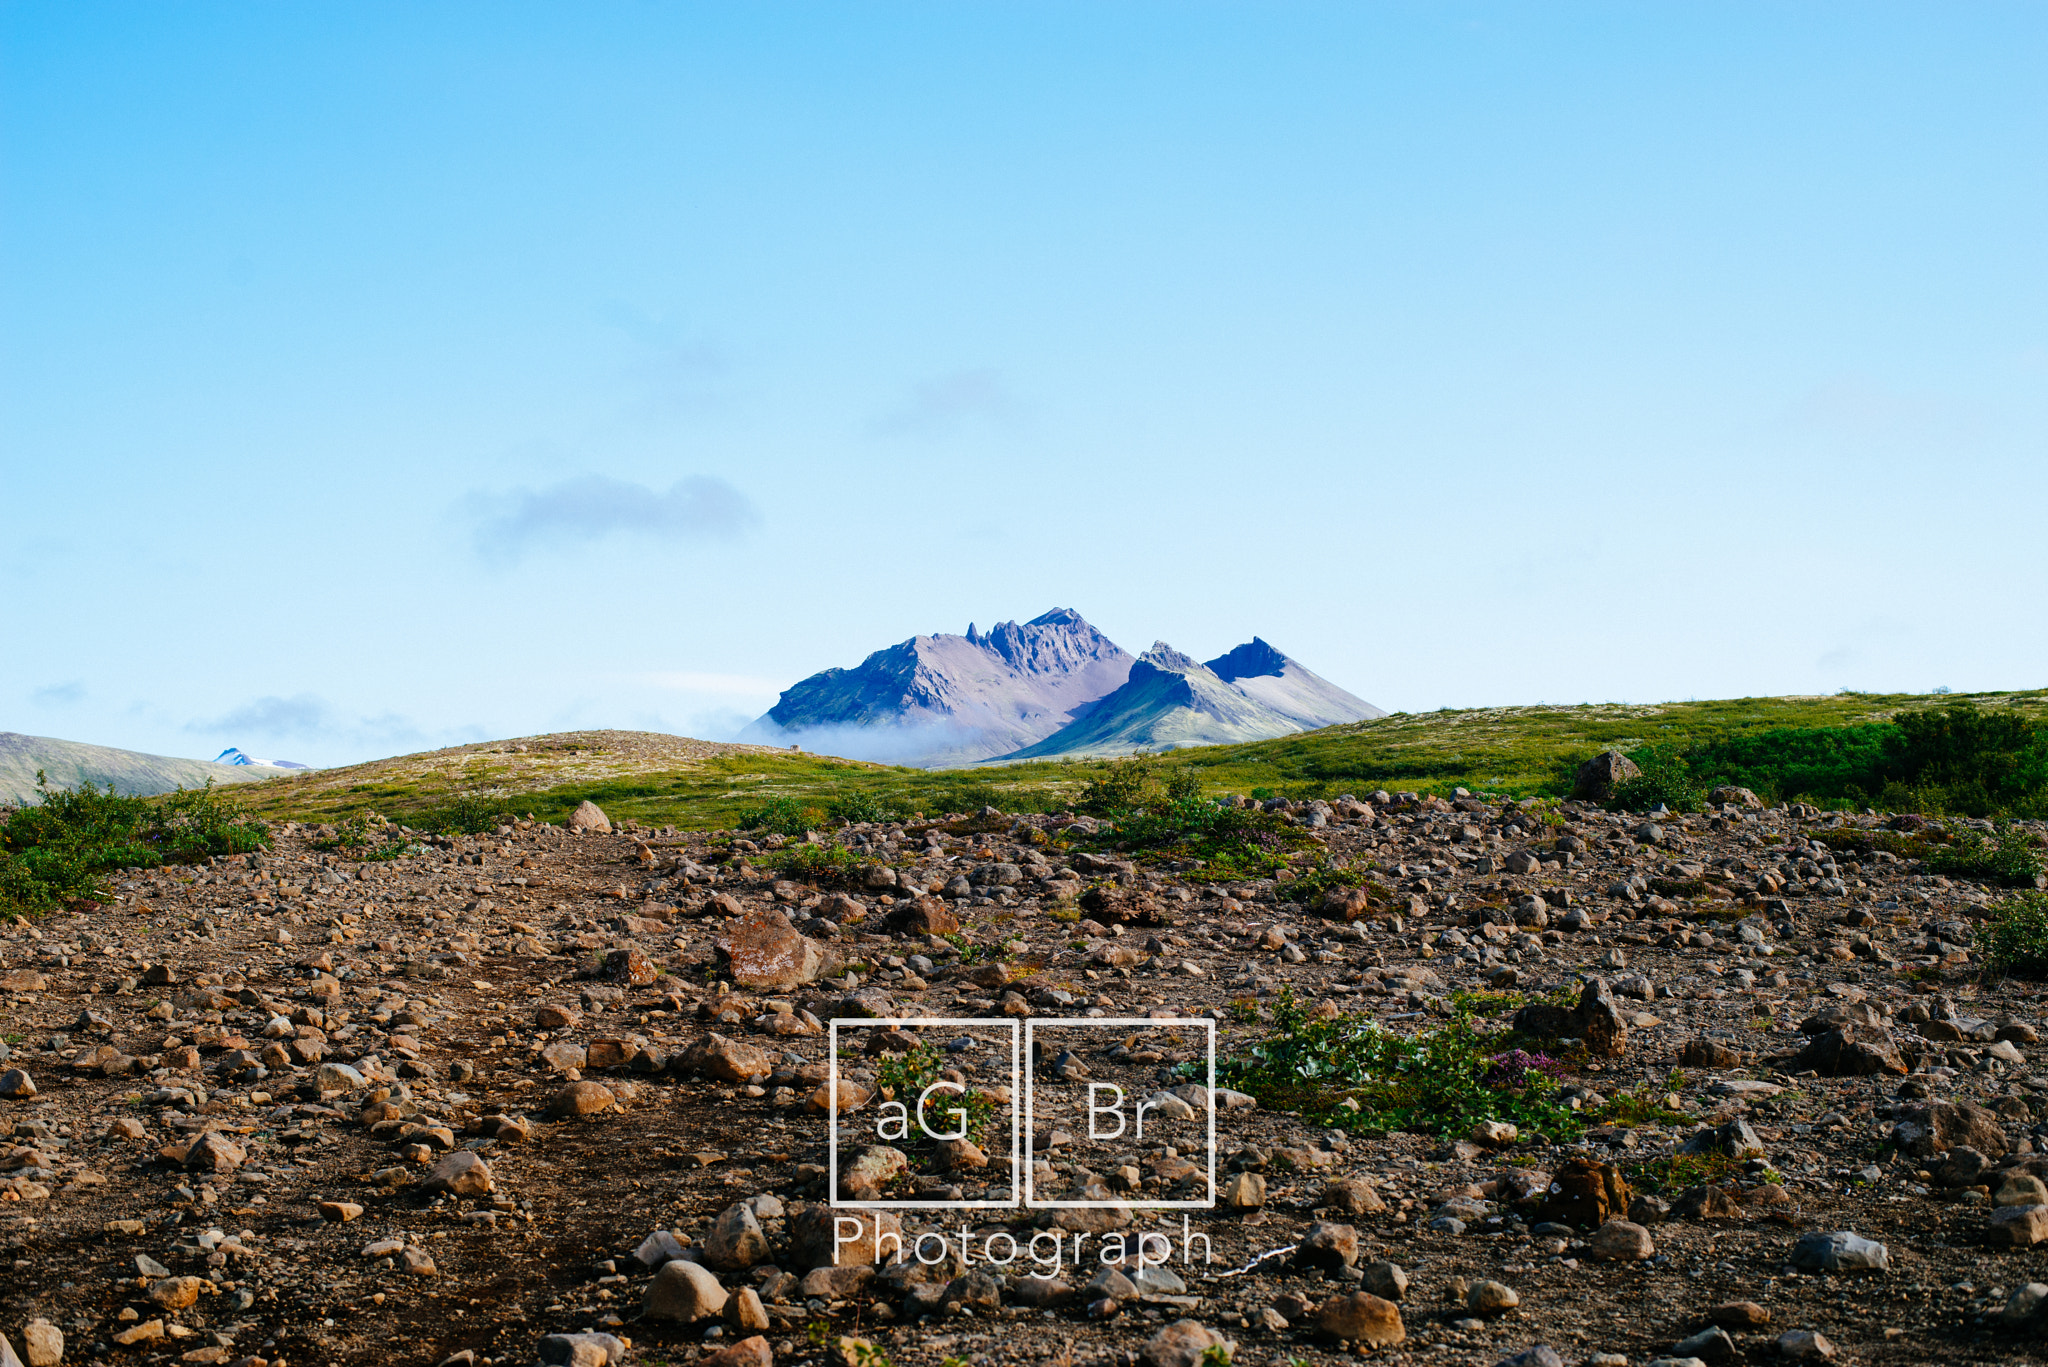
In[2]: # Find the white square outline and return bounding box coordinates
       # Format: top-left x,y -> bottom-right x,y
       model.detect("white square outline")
1022,1017 -> 1217,1209
827,1017 -> 1022,1210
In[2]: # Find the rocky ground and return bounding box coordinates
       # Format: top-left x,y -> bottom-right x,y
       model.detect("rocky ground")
5,789 -> 2048,1367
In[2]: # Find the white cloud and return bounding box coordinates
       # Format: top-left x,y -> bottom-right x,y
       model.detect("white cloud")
469,475 -> 760,564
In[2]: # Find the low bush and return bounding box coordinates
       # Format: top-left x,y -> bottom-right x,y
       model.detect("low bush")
736,796 -> 823,837
1980,892 -> 2048,978
0,774 -> 270,917
1213,990 -> 1583,1140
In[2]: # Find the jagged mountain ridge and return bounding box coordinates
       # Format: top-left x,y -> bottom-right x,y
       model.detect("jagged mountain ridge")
996,638 -> 1383,760
744,611 -> 1381,766
740,608 -> 1135,765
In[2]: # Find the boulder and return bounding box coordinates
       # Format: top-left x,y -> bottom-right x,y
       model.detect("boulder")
1512,978 -> 1629,1058
703,1202 -> 771,1270
1789,1230 -> 1889,1273
1892,1101 -> 2010,1159
1535,1157 -> 1631,1230
789,1206 -> 902,1269
422,1150 -> 493,1197
1139,1321 -> 1231,1367
678,1033 -> 773,1083
643,1259 -> 728,1321
566,801 -> 612,834
1784,1025 -> 1905,1077
716,909 -> 837,990
1314,1292 -> 1405,1347
1588,1220 -> 1655,1262
1573,750 -> 1642,801
545,1081 -> 616,1118
1988,1205 -> 2048,1248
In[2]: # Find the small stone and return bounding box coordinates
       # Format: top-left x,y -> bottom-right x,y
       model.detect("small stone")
536,1331 -> 627,1367
1467,1280 -> 1520,1318
181,1131 -> 246,1173
2004,1283 -> 2048,1324
1987,1204 -> 2048,1247
1493,1349 -> 1564,1367
0,1070 -> 37,1100
1470,1120 -> 1518,1148
111,1321 -> 164,1347
1788,1230 -> 1889,1273
135,1254 -> 171,1277
1138,1320 -> 1230,1367
1222,1171 -> 1266,1209
1706,1301 -> 1770,1329
545,1081 -> 616,1118
1297,1221 -> 1360,1270
1776,1329 -> 1836,1361
703,1202 -> 771,1271
422,1150 -> 493,1196
313,1062 -> 366,1093
318,1201 -> 363,1222
535,1004 -> 582,1029
402,1246 -> 439,1275
1361,1260 -> 1408,1301
644,1258 -> 729,1321
680,1033 -> 774,1083
1588,1220 -> 1655,1262
21,1319 -> 62,1367
1314,1292 -> 1405,1347
1995,1173 -> 2048,1208
700,1337 -> 773,1367
727,1286 -> 771,1332
149,1276 -> 204,1310
1669,1325 -> 1734,1363
1323,1177 -> 1387,1215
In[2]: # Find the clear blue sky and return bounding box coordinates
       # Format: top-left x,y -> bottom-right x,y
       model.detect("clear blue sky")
5,3 -> 2044,768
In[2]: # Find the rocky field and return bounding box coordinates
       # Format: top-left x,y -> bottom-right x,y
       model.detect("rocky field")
5,786 -> 2048,1367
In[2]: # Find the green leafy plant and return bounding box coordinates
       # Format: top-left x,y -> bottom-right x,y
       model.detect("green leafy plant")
736,796 -> 822,837
873,1043 -> 1002,1156
1,773 -> 270,917
1981,892 -> 2048,978
1609,746 -> 1707,813
1214,989 -> 1583,1140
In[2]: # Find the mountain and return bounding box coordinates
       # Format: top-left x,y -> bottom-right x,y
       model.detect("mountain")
215,748 -> 313,770
0,732 -> 287,806
1203,637 -> 1385,729
741,608 -> 1135,765
995,637 -> 1384,760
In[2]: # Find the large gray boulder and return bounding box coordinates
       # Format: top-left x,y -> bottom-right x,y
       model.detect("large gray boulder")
1572,749 -> 1641,800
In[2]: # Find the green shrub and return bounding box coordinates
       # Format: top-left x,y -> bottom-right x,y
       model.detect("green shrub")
0,773 -> 270,917
1609,746 -> 1706,813
1981,892 -> 2048,977
1213,990 -> 1582,1140
826,790 -> 897,825
1923,823 -> 2045,887
412,791 -> 511,835
736,796 -> 820,836
873,1042 -> 1003,1161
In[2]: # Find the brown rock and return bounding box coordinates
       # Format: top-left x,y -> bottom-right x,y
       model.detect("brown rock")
601,947 -> 656,985
180,1131 -> 246,1173
149,1275 -> 204,1310
727,1287 -> 772,1333
422,1150 -> 493,1196
535,1004 -> 581,1029
566,800 -> 612,834
319,1201 -> 364,1222
679,1033 -> 773,1083
545,1081 -> 617,1118
1512,978 -> 1629,1058
1138,1321 -> 1230,1367
1678,1037 -> 1743,1068
1323,1177 -> 1387,1215
1588,1219 -> 1655,1261
891,897 -> 960,936
1314,1292 -> 1405,1347
789,1206 -> 902,1269
0,1069 -> 36,1100
1708,1301 -> 1772,1329
703,1202 -> 771,1271
716,909 -> 835,990
700,1336 -> 772,1367
1989,1205 -> 2048,1248
20,1319 -> 61,1367
1296,1221 -> 1360,1271
643,1259 -> 728,1321
1535,1157 -> 1631,1229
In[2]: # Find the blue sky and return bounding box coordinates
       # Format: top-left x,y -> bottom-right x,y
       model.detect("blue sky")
5,3 -> 2045,768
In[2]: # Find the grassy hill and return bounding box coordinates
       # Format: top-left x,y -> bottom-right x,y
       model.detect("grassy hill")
199,688 -> 2048,832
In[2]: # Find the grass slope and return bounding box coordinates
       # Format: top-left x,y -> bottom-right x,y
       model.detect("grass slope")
202,689 -> 2048,832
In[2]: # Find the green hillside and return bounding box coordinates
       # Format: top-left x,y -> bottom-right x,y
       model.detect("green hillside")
193,688 -> 2048,833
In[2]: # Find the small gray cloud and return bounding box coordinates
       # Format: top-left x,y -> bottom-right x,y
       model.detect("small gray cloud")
871,369 -> 1026,437
32,680 -> 85,706
469,475 -> 759,563
188,694 -> 330,738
